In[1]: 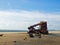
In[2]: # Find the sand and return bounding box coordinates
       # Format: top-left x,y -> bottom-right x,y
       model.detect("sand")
0,31 -> 60,45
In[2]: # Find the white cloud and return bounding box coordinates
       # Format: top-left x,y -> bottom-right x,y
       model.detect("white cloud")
0,10 -> 60,30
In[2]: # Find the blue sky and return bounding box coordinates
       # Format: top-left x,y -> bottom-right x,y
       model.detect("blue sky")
0,0 -> 60,30
0,0 -> 60,12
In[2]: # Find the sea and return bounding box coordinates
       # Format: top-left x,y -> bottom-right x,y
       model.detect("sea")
0,30 -> 59,32
0,30 -> 28,32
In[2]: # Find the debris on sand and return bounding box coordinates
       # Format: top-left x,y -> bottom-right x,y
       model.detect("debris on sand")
0,34 -> 4,37
13,41 -> 16,43
24,37 -> 27,40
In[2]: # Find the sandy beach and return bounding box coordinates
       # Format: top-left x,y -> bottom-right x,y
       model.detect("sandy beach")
0,31 -> 60,45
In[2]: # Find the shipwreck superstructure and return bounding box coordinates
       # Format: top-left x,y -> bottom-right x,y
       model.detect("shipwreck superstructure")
28,21 -> 48,37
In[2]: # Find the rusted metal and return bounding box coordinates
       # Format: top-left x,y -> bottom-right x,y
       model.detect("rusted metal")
28,21 -> 48,37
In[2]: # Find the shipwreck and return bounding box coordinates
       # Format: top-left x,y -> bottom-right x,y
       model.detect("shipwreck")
28,21 -> 48,37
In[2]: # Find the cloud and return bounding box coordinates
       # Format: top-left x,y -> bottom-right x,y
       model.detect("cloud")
0,10 -> 60,30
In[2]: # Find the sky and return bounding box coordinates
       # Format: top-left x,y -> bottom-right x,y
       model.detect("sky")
0,0 -> 60,30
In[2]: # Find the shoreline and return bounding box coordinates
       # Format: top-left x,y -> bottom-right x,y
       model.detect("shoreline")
0,30 -> 60,33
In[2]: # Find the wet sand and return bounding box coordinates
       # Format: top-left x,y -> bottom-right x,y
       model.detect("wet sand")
0,31 -> 60,45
